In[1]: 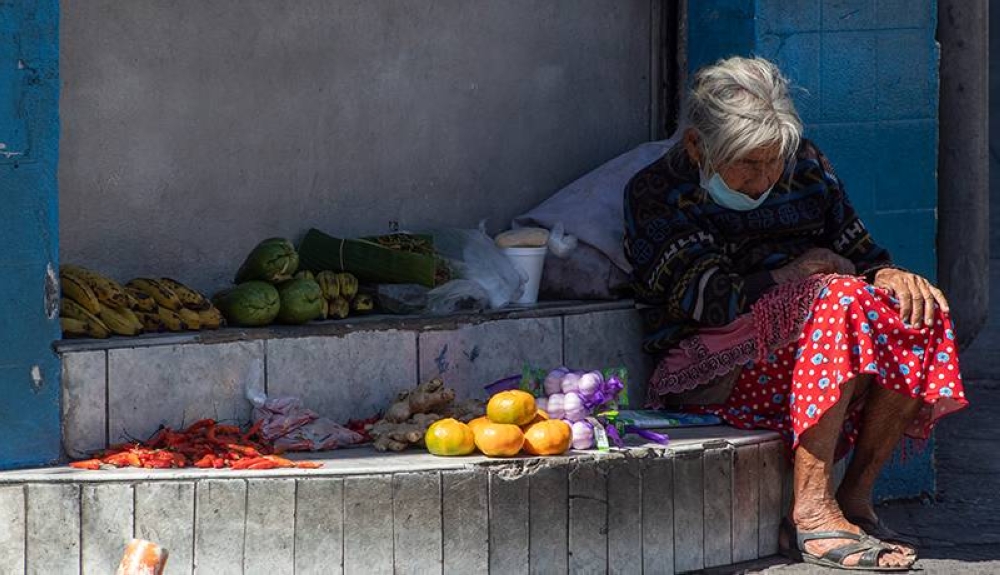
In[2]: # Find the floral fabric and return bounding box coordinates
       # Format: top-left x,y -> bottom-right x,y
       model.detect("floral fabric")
694,277 -> 968,456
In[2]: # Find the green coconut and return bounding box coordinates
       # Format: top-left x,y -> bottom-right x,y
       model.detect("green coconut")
275,278 -> 325,324
234,238 -> 299,284
212,281 -> 281,327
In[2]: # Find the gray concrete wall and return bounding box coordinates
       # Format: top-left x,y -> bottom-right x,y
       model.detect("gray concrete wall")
58,0 -> 657,294
962,8 -> 999,378
937,0 -> 990,346
991,4 -> 999,258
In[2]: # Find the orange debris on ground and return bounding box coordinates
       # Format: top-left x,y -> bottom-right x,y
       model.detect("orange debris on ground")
68,418 -> 323,471
116,538 -> 168,575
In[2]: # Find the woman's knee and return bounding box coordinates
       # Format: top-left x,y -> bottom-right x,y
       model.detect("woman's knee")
813,276 -> 880,320
824,276 -> 869,297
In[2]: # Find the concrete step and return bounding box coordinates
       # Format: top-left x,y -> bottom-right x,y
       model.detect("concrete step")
0,428 -> 786,575
56,301 -> 654,461
54,298 -> 931,507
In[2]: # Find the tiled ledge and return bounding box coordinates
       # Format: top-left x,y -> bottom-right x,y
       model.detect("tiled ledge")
57,300 -> 655,459
0,427 -> 782,484
0,429 -> 787,574
52,299 -> 635,353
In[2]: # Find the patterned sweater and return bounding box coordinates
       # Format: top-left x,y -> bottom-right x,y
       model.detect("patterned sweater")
623,139 -> 892,355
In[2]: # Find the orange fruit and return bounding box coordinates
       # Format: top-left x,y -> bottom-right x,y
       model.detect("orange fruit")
473,422 -> 525,457
467,416 -> 491,435
522,419 -> 572,456
487,390 -> 537,426
520,409 -> 550,430
424,418 -> 476,456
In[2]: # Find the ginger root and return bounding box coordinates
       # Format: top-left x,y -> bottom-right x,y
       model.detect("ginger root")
384,377 -> 456,423
368,378 -> 475,452
368,413 -> 442,452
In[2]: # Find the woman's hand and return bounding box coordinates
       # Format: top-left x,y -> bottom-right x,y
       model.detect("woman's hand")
771,248 -> 856,283
873,268 -> 950,328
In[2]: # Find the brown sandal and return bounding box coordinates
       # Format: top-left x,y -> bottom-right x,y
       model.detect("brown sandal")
796,529 -> 914,571
846,514 -> 919,558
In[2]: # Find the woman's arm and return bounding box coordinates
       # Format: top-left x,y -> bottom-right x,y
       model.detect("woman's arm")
809,144 -> 950,326
872,268 -> 950,328
624,172 -> 771,326
770,247 -> 855,283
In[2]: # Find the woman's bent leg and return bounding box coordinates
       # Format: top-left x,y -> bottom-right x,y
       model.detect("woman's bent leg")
837,383 -> 922,513
793,376 -> 913,568
836,383 -> 923,553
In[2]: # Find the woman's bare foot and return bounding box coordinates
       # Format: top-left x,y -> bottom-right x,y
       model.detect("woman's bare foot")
794,502 -> 915,569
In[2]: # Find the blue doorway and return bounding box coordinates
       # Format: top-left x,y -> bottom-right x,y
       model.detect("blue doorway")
0,0 -> 61,469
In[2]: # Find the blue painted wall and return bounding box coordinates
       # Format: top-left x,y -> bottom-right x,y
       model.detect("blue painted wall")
0,1 -> 62,469
687,0 -> 939,499
689,0 -> 939,280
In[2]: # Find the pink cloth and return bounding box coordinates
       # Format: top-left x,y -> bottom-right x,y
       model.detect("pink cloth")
647,274 -> 831,405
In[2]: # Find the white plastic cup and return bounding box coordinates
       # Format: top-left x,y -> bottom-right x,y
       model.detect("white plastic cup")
501,246 -> 547,304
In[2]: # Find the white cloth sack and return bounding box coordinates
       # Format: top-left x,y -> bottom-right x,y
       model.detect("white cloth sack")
512,137 -> 677,299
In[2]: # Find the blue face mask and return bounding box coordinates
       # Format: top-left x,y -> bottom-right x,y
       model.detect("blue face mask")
700,167 -> 773,211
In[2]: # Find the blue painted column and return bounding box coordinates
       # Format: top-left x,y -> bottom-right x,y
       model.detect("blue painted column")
0,1 -> 62,469
687,1 -> 939,500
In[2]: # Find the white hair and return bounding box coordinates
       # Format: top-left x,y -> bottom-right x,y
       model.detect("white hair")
681,56 -> 803,172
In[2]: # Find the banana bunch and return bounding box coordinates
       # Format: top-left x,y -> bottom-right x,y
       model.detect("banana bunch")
126,277 -> 226,332
61,265 -> 130,312
59,265 -> 227,339
60,266 -> 133,338
313,270 -> 372,320
61,316 -> 111,339
60,297 -> 111,339
97,304 -> 143,337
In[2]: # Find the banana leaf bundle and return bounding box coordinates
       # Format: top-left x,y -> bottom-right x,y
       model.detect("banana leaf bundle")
361,233 -> 436,255
361,233 -> 452,286
298,228 -> 443,287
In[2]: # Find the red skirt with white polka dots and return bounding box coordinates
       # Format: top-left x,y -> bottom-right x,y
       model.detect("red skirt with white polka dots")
701,276 -> 968,456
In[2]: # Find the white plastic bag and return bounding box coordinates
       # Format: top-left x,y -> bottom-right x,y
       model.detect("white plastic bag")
245,362 -> 267,408
428,226 -> 523,309
546,222 -> 578,258
251,396 -> 365,451
244,363 -> 364,451
426,279 -> 492,314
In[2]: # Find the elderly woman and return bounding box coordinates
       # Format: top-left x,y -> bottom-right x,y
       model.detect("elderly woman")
624,56 -> 968,571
